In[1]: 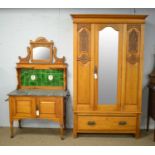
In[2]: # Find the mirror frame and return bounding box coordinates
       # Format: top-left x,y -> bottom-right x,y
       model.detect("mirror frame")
30,37 -> 53,63
32,47 -> 51,62
98,26 -> 119,105
18,37 -> 65,64
94,24 -> 123,111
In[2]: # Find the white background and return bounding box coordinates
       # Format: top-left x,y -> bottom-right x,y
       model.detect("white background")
0,0 -> 155,154
1,8 -> 155,129
0,0 -> 155,8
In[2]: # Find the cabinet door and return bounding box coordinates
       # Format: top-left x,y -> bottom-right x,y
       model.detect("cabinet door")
74,23 -> 94,111
10,96 -> 36,118
94,24 -> 123,112
122,24 -> 144,112
37,97 -> 63,119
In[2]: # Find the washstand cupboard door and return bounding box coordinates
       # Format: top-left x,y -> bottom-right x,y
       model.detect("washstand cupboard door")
10,96 -> 36,119
37,97 -> 64,119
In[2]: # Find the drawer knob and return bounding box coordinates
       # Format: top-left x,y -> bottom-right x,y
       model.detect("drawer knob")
36,110 -> 40,116
119,121 -> 127,125
87,121 -> 96,126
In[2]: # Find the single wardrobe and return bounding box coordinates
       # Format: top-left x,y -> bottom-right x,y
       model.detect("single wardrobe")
71,14 -> 147,137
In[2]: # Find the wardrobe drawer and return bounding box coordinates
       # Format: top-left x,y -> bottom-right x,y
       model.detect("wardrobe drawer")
77,116 -> 136,131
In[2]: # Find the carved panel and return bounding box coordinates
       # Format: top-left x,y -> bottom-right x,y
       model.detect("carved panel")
77,24 -> 91,31
77,24 -> 91,63
128,29 -> 138,53
77,54 -> 90,64
79,29 -> 89,52
127,54 -> 140,65
78,24 -> 91,55
127,25 -> 141,65
127,24 -> 141,31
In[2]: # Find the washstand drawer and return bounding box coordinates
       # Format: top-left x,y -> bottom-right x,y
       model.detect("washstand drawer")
77,116 -> 136,131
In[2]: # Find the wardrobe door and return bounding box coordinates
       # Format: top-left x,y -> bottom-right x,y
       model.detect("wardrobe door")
73,24 -> 94,111
123,24 -> 144,112
94,24 -> 123,112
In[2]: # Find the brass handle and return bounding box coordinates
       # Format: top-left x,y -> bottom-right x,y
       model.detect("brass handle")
36,110 -> 40,116
94,65 -> 98,79
87,121 -> 96,126
36,104 -> 40,116
118,121 -> 127,126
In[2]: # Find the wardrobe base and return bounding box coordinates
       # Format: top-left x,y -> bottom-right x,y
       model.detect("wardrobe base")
73,113 -> 140,138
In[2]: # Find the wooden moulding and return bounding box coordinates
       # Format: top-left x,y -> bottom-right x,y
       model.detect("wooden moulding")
71,14 -> 148,24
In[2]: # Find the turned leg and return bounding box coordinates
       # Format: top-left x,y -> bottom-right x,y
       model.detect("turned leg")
135,116 -> 140,139
73,128 -> 78,138
10,120 -> 14,138
18,120 -> 22,128
135,130 -> 140,139
154,121 -> 155,142
147,90 -> 151,131
73,114 -> 78,138
146,106 -> 150,131
60,124 -> 64,140
147,116 -> 150,131
64,117 -> 66,130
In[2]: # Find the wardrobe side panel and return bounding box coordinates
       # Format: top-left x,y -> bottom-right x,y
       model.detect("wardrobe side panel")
75,24 -> 92,110
123,24 -> 143,112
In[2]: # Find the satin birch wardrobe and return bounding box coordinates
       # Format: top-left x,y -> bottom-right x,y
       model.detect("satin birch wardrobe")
71,14 -> 147,137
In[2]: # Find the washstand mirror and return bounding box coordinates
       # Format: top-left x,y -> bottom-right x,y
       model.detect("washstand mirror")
32,47 -> 51,61
18,37 -> 65,64
30,37 -> 53,63
18,37 -> 54,64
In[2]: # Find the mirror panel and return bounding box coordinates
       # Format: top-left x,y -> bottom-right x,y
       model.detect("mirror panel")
98,27 -> 119,104
33,47 -> 50,60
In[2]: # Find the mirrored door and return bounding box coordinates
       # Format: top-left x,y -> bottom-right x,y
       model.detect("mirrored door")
94,24 -> 123,110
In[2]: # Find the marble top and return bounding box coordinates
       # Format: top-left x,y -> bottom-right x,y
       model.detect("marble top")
8,89 -> 69,97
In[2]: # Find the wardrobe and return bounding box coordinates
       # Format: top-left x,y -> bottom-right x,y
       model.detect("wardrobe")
71,14 -> 147,137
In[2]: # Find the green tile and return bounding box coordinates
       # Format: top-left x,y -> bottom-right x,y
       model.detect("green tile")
21,69 -> 64,87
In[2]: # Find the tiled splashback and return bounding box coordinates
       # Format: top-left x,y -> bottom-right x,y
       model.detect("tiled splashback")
21,69 -> 64,86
